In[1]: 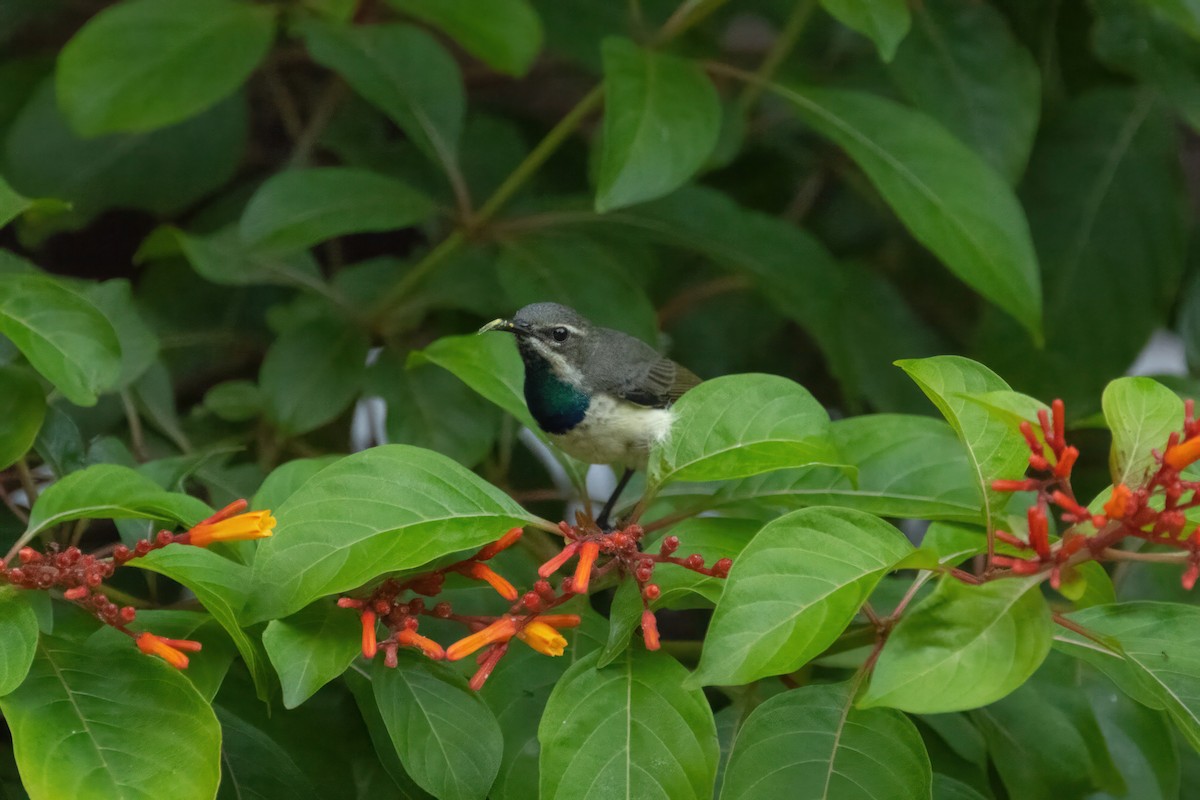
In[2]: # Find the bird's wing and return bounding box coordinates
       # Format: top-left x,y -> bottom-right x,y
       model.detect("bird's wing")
614,356 -> 702,408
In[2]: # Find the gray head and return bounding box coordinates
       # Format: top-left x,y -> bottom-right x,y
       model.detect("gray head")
478,302 -> 597,377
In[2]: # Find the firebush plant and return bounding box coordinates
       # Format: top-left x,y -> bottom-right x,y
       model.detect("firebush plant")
3,0 -> 1200,798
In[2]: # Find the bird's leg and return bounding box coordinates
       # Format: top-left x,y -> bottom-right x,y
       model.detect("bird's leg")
596,468 -> 635,531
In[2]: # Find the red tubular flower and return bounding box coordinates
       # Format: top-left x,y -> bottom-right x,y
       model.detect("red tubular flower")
1184,562 -> 1200,591
469,643 -> 509,691
361,610 -> 378,659
1052,399 -> 1065,447
185,503 -> 275,547
572,541 -> 601,593
992,479 -> 1038,493
531,614 -> 581,629
1027,505 -> 1050,558
460,562 -> 518,601
475,527 -> 524,560
136,632 -> 202,669
538,542 -> 580,578
446,616 -> 520,661
1054,446 -> 1079,478
641,610 -> 660,651
396,629 -> 445,659
1165,436 -> 1200,471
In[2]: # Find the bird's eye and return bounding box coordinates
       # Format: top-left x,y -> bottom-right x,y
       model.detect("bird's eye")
551,326 -> 569,342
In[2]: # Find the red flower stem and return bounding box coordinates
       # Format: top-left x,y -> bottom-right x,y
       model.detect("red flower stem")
1051,611 -> 1114,650
1098,548 -> 1189,563
860,601 -> 883,629
887,571 -> 934,622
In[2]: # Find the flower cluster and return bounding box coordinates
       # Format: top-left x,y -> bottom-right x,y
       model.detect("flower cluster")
0,499 -> 274,668
992,398 -> 1200,589
536,514 -> 732,652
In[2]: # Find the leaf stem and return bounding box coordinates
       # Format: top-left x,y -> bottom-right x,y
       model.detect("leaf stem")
121,390 -> 147,463
735,0 -> 818,114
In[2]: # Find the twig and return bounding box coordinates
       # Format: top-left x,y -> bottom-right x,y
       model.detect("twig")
289,79 -> 348,169
736,0 -> 819,113
121,390 -> 148,462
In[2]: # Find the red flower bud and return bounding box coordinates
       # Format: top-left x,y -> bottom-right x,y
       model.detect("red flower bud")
642,584 -> 661,601
660,536 -> 680,556
641,610 -> 660,651
712,558 -> 733,578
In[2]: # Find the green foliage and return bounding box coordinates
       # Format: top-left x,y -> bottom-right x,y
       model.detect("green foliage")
4,1 -> 1200,797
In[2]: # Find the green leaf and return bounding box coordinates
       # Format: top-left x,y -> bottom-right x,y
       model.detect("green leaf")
974,90 -> 1184,412
252,456 -> 342,511
239,167 -> 435,252
56,0 -> 275,135
24,463 -> 211,538
596,38 -> 720,212
373,653 -> 503,800
0,588 -> 38,695
601,518 -> 759,666
0,271 -> 121,406
650,373 -> 840,487
204,379 -> 263,422
0,174 -> 61,229
862,576 -> 1052,713
1085,666 -> 1180,800
367,352 -> 499,467
691,507 -> 913,687
773,84 -> 1042,338
888,0 -> 1039,181
4,80 -> 246,221
898,356 -> 1028,533
1139,0 -> 1200,40
0,636 -> 220,800
721,681 -> 931,799
300,20 -> 464,175
85,279 -> 159,388
971,654 -> 1125,800
1054,601 -> 1200,750
820,0 -> 911,61
690,414 -> 981,523
246,445 -> 531,621
0,366 -> 43,470
345,666 -> 438,798
540,648 -> 718,800
497,232 -> 659,342
259,315 -> 370,436
933,775 -> 988,800
384,0 -> 543,76
263,600 -> 360,709
132,545 -> 274,701
1102,376 -> 1183,487
147,225 -> 325,288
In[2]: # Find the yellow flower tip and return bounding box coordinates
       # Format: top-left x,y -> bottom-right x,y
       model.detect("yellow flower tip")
136,632 -> 201,669
187,510 -> 276,547
517,620 -> 568,657
445,616 -> 519,661
1165,436 -> 1200,471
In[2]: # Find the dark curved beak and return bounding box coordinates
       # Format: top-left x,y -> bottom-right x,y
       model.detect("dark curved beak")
478,318 -> 529,336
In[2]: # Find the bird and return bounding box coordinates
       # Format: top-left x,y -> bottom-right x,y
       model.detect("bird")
479,302 -> 701,528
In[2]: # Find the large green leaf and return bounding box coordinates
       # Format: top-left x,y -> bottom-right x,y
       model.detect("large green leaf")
0,366 -> 43,470
691,508 -> 913,687
263,600 -> 360,709
888,0 -> 1038,182
300,20 -> 464,175
56,0 -> 275,135
145,225 -> 325,288
682,414 -> 980,522
24,463 -> 211,538
820,0 -> 911,61
1085,666 -> 1180,800
239,167 -> 435,252
373,653 -> 503,800
84,279 -> 158,389
132,545 -> 274,700
3,80 -> 246,221
1102,377 -> 1182,486
259,315 -> 370,436
595,38 -> 720,212
0,587 -> 38,696
345,666 -> 438,798
649,373 -> 840,487
721,681 -> 931,799
0,174 -> 62,229
0,636 -> 220,800
1138,0 -> 1200,41
862,576 -> 1052,713
246,445 -> 531,621
0,272 -> 120,406
539,648 -> 718,800
383,0 -> 543,76
975,90 -> 1184,412
897,356 -> 1027,534
773,84 -> 1042,338
1054,601 -> 1200,750
366,352 -> 499,467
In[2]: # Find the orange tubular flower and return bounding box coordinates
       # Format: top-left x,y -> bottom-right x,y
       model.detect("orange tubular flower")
517,620 -> 568,656
446,616 -> 520,661
461,562 -> 518,601
641,610 -> 660,651
397,629 -> 446,660
1165,436 -> 1200,471
136,632 -> 202,669
186,506 -> 276,547
360,610 -> 378,659
572,541 -> 601,594
1104,484 -> 1133,520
